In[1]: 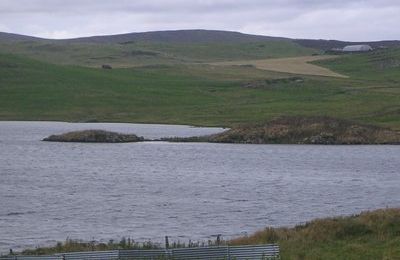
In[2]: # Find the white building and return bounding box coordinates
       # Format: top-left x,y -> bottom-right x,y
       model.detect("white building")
342,45 -> 373,52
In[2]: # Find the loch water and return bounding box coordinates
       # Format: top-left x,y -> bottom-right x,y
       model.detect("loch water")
0,121 -> 399,253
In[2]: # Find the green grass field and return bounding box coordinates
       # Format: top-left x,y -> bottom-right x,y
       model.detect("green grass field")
1,48 -> 399,129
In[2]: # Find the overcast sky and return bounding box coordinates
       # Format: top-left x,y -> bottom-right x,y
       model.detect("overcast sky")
0,0 -> 399,41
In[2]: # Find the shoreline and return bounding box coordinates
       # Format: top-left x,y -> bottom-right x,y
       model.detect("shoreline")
4,117 -> 399,145
4,208 -> 400,259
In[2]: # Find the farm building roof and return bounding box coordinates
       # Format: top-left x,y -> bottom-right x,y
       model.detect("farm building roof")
343,45 -> 372,52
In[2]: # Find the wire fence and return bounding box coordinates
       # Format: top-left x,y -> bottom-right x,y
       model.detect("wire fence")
0,244 -> 280,260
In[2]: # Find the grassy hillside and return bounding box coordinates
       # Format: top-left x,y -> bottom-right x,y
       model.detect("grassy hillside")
1,51 -> 400,129
317,48 -> 400,81
0,30 -> 399,129
0,32 -> 45,42
0,29 -> 319,67
315,49 -> 400,127
0,40 -> 317,67
230,208 -> 400,260
64,29 -> 288,44
294,38 -> 400,50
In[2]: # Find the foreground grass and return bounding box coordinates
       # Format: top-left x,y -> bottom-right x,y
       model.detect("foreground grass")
230,208 -> 400,260
12,208 -> 400,260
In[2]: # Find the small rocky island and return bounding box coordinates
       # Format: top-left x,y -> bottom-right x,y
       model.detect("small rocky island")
43,130 -> 144,143
164,116 -> 400,145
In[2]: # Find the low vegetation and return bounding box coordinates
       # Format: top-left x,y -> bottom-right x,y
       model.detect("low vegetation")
17,238 -> 217,256
19,238 -> 162,255
230,208 -> 400,260
43,130 -> 144,143
164,116 -> 400,144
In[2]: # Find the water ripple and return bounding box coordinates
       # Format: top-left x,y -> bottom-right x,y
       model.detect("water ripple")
0,122 -> 399,253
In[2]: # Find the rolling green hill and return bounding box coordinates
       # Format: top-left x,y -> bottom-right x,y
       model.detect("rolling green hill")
0,30 -> 399,129
316,48 -> 400,81
1,49 -> 399,129
0,31 -> 317,67
315,49 -> 400,127
63,29 -> 288,44
2,30 -> 400,68
0,40 -> 317,67
294,38 -> 400,50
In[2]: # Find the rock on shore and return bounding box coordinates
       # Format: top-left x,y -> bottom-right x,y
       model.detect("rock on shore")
43,130 -> 144,143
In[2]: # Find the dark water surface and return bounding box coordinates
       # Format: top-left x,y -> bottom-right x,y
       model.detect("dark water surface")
0,121 -> 399,253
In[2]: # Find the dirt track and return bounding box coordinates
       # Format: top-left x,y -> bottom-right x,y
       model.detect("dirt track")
212,55 -> 347,78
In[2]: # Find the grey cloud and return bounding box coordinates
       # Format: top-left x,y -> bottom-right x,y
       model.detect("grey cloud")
1,0 -> 398,13
0,0 -> 399,41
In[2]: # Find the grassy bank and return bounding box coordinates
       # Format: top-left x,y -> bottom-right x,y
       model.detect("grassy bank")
9,208 -> 400,259
231,208 -> 400,260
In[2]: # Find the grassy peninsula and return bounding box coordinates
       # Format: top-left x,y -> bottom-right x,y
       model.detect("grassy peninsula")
165,116 -> 400,144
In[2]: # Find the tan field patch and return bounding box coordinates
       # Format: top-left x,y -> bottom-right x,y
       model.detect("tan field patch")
211,55 -> 347,78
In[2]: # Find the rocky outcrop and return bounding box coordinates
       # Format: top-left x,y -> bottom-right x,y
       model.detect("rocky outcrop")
43,130 -> 144,143
164,116 -> 400,144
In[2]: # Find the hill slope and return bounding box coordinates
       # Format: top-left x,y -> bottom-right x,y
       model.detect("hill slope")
0,30 -> 399,129
64,29 -> 288,44
2,29 -> 400,67
1,51 -> 399,129
295,38 -> 400,50
0,30 -> 317,67
0,32 -> 46,42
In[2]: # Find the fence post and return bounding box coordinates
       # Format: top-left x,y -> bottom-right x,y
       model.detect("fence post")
165,247 -> 172,260
227,245 -> 230,260
165,236 -> 169,249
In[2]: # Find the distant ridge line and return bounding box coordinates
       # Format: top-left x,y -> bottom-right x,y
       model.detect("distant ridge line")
0,29 -> 399,49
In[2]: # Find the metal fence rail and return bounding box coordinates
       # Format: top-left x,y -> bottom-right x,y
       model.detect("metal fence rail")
58,250 -> 119,260
228,245 -> 280,260
0,257 -> 62,260
119,249 -> 168,259
1,244 -> 279,260
171,246 -> 228,259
